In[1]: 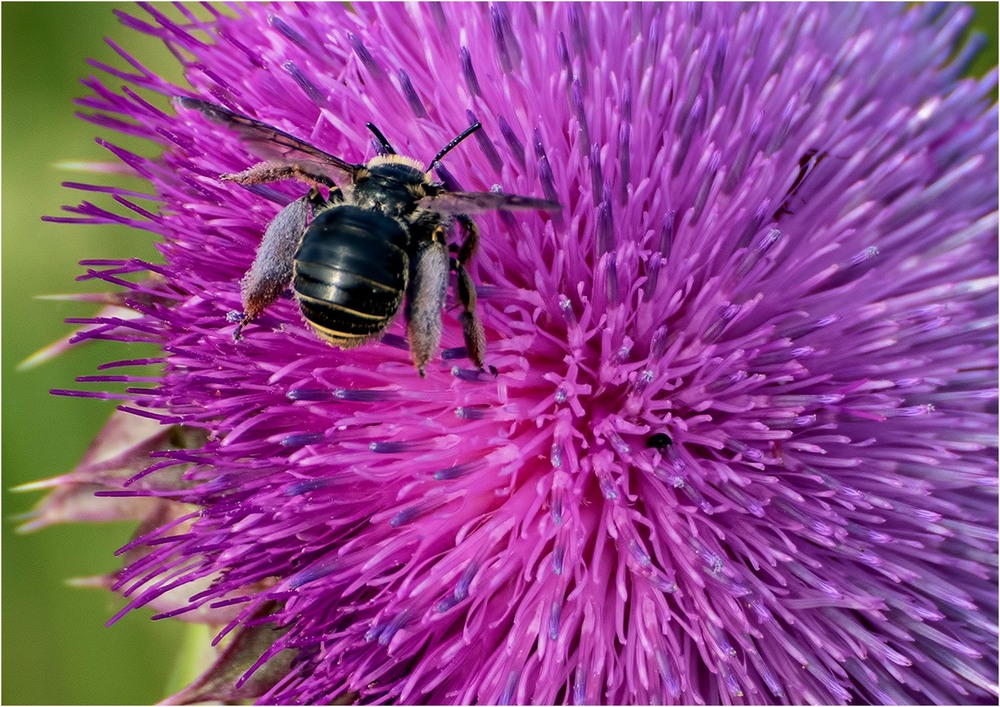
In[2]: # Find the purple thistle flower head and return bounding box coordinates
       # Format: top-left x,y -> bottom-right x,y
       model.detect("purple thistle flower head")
30,3 -> 998,704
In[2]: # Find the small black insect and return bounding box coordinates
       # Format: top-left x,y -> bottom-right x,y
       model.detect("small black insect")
646,433 -> 673,451
175,97 -> 560,375
774,148 -> 828,220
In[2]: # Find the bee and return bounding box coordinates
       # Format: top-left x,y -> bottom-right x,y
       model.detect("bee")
174,97 -> 560,376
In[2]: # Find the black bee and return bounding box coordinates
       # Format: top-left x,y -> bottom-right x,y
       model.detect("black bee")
174,97 -> 560,375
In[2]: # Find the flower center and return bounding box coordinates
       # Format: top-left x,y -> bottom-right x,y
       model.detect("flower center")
501,273 -> 677,504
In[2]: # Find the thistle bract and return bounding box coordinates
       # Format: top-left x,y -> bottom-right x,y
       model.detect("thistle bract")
35,3 -> 998,704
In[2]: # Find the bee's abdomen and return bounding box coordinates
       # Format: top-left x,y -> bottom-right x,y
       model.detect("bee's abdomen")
293,206 -> 409,344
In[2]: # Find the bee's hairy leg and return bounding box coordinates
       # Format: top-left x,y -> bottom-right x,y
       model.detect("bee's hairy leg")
406,231 -> 450,377
455,214 -> 486,371
235,191 -> 324,339
222,161 -> 339,190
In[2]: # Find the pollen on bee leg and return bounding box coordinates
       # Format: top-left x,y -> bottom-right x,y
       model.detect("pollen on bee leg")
406,240 -> 449,374
222,161 -> 335,189
236,195 -> 312,337
220,161 -> 287,184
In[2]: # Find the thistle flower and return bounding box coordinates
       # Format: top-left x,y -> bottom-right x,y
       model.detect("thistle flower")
31,3 -> 998,704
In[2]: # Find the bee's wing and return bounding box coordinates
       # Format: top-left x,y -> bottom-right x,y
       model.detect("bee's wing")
419,191 -> 561,215
174,97 -> 361,177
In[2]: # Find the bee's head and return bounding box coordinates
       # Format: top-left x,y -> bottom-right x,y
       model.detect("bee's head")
362,156 -> 433,206
365,154 -> 429,181
353,155 -> 432,215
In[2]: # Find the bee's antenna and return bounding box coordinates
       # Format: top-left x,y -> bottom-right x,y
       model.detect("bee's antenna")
427,123 -> 481,171
366,123 -> 396,155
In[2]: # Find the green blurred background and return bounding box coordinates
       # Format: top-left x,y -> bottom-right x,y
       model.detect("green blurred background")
2,3 -> 997,704
3,4 -> 193,705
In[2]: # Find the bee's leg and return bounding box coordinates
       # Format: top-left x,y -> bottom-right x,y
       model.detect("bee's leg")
222,162 -> 339,190
454,215 -> 487,371
405,229 -> 449,377
234,189 -> 327,339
